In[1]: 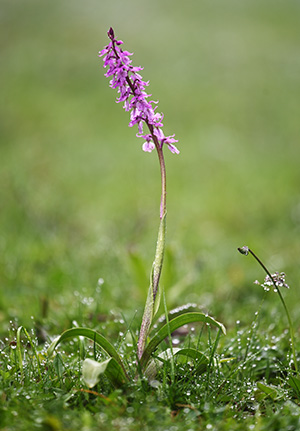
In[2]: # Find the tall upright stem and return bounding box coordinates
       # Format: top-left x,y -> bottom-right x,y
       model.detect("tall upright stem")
156,144 -> 167,219
147,122 -> 167,219
137,129 -> 167,359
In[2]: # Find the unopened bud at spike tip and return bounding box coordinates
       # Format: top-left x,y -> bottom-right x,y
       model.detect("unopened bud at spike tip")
108,27 -> 114,40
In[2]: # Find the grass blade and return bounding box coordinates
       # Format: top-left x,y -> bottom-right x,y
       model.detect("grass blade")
17,326 -> 42,380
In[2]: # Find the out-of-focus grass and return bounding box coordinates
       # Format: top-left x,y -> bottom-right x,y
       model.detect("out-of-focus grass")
1,0 -> 300,332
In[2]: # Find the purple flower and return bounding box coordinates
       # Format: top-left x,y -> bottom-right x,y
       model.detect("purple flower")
141,134 -> 156,152
99,28 -> 179,154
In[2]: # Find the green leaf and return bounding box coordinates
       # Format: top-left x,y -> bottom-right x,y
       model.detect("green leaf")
47,327 -> 128,378
145,347 -> 208,380
256,382 -> 279,400
82,357 -> 127,388
140,311 -> 226,369
160,347 -> 209,374
174,347 -> 208,362
174,347 -> 208,374
152,303 -> 204,334
137,213 -> 166,358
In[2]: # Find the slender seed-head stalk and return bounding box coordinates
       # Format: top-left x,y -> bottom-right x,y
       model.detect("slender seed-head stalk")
238,246 -> 298,373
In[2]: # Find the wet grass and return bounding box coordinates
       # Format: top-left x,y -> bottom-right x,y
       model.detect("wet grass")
1,309 -> 300,430
1,0 -> 300,429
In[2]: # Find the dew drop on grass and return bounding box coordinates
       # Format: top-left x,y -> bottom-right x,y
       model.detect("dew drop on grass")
81,297 -> 94,306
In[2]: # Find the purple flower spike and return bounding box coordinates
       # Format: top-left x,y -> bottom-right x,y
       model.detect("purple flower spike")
99,27 -> 179,154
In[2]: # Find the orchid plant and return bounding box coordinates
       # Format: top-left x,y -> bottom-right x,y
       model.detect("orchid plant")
44,28 -> 226,388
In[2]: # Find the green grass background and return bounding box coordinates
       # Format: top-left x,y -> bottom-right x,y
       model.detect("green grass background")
1,0 -> 300,334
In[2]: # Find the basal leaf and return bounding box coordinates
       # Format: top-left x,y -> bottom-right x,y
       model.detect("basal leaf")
145,347 -> 208,380
137,213 -> 166,358
140,311 -> 226,369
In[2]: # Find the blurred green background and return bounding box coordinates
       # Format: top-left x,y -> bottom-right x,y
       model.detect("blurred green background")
1,0 -> 300,333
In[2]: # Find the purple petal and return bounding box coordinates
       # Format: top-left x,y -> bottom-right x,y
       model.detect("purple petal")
142,141 -> 155,152
167,143 -> 180,154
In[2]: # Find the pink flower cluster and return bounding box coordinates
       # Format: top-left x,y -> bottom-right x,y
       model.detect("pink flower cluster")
99,28 -> 179,154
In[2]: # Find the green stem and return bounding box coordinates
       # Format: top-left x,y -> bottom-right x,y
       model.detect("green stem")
147,122 -> 167,220
137,127 -> 167,360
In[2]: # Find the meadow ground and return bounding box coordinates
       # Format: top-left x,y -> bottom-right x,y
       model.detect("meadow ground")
1,1 -> 300,429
